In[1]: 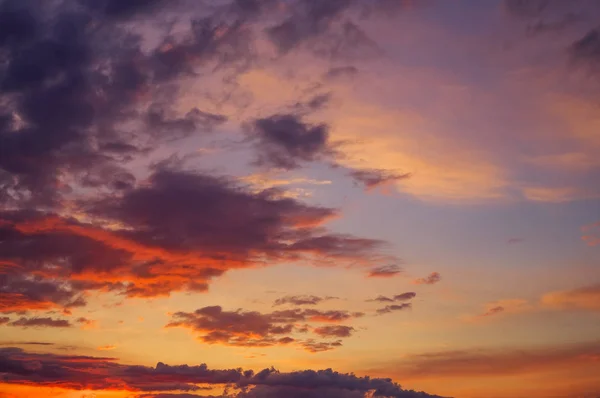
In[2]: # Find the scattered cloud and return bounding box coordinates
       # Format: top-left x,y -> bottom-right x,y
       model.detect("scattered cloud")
273,295 -> 338,306
376,303 -> 412,315
166,305 -> 363,352
7,317 -> 71,328
349,168 -> 411,191
581,221 -> 600,246
367,292 -> 416,303
368,265 -> 402,278
413,272 -> 441,285
313,325 -> 355,338
541,284 -> 600,311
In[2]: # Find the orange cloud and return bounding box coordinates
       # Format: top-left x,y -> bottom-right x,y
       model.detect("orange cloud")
541,284 -> 600,311
97,345 -> 117,351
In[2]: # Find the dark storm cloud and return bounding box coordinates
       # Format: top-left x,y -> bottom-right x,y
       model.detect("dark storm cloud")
375,303 -> 411,315
349,169 -> 411,190
166,305 -> 363,351
368,264 -> 402,278
250,114 -> 332,169
273,295 -> 337,306
0,348 -> 442,397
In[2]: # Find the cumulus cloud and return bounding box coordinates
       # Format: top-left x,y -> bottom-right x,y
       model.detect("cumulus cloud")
166,305 -> 364,352
0,348 -> 442,397
413,272 -> 441,285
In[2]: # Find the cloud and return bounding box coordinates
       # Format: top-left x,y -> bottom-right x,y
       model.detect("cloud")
375,303 -> 412,315
313,325 -> 355,338
367,265 -> 402,278
265,0 -> 353,54
273,295 -> 337,306
370,340 -> 600,381
581,221 -> 600,246
541,284 -> 600,311
7,317 -> 71,328
0,347 -> 441,397
0,274 -> 86,314
413,272 -> 441,285
166,305 -> 363,352
349,169 -> 411,191
250,114 -> 333,170
0,167 -> 390,302
367,292 -> 416,303
463,299 -> 532,322
97,345 -> 117,351
507,238 -> 523,244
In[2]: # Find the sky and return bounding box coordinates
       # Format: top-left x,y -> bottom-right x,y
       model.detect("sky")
0,0 -> 599,397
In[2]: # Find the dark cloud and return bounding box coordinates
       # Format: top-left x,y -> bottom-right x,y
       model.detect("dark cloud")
7,316 -> 72,328
324,65 -> 358,80
375,303 -> 411,315
313,325 -> 354,338
0,0 -> 247,209
479,306 -> 504,317
166,305 -> 363,351
571,29 -> 600,63
250,114 -> 332,169
0,341 -> 54,346
0,348 -> 442,397
0,167 -> 386,300
0,274 -> 87,314
368,264 -> 402,278
273,295 -> 337,306
0,316 -> 9,325
350,169 -> 411,190
266,0 -> 352,53
413,272 -> 441,285
504,0 -> 552,17
367,292 -> 416,303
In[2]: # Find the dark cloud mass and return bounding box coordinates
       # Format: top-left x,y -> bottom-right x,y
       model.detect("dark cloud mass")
250,114 -> 332,169
7,316 -> 72,328
0,348 -> 443,397
166,305 -> 364,352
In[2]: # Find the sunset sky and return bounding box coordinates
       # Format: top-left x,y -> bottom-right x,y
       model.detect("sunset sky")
1,1 -> 599,397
